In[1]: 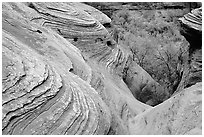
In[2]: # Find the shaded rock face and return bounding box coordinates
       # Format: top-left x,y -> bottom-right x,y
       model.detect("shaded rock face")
123,59 -> 169,106
178,7 -> 202,90
2,2 -> 202,135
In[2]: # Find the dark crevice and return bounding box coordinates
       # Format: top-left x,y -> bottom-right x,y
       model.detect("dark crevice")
103,23 -> 111,28
106,40 -> 115,49
47,7 -> 67,12
106,126 -> 114,135
57,29 -> 63,35
36,30 -> 42,33
106,41 -> 112,46
27,3 -> 38,11
8,115 -> 18,124
27,28 -> 42,34
69,68 -> 74,72
73,37 -> 78,42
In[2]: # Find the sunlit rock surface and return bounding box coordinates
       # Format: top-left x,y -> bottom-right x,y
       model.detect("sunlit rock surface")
69,2 -> 111,25
179,7 -> 202,31
2,3 -> 112,135
2,2 -> 149,134
2,2 -> 202,135
25,2 -> 167,106
128,82 -> 202,135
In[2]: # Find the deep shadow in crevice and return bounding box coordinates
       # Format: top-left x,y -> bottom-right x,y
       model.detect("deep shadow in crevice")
106,40 -> 115,48
27,2 -> 38,11
36,30 -> 42,33
69,68 -> 74,72
73,37 -> 78,42
103,23 -> 112,28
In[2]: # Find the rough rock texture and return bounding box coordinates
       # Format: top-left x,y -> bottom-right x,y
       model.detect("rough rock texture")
2,3 -> 112,135
23,2 -> 166,105
177,7 -> 202,91
128,82 -> 202,135
123,60 -> 169,105
2,2 -> 202,135
2,2 -> 150,134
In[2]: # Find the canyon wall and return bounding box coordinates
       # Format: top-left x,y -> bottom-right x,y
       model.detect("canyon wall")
2,2 -> 202,135
177,7 -> 202,90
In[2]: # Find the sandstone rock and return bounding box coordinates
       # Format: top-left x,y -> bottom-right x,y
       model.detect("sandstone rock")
177,7 -> 202,90
2,2 -> 151,135
123,58 -> 169,106
2,2 -> 111,134
128,82 -> 202,134
2,2 -> 202,135
26,2 -> 167,106
179,7 -> 202,31
69,2 -> 112,25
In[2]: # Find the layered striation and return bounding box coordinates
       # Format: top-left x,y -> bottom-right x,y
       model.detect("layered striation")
2,2 -> 111,134
2,2 -> 151,134
2,2 -> 202,135
179,7 -> 202,31
25,2 -> 168,106
68,2 -> 112,25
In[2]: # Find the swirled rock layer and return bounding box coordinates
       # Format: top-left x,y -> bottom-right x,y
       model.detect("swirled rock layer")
25,2 -> 168,106
68,2 -> 112,25
179,7 -> 202,31
2,2 -> 111,135
2,2 -> 202,135
2,2 -> 152,135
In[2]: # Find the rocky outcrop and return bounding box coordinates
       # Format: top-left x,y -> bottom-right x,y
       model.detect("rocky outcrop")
123,59 -> 169,106
23,2 -> 166,105
2,2 -> 202,135
128,82 -> 202,135
180,7 -> 202,31
2,3 -> 112,134
177,7 -> 202,91
2,2 -> 150,135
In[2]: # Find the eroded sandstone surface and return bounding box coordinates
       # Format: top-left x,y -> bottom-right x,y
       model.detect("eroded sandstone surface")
2,2 -> 202,135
